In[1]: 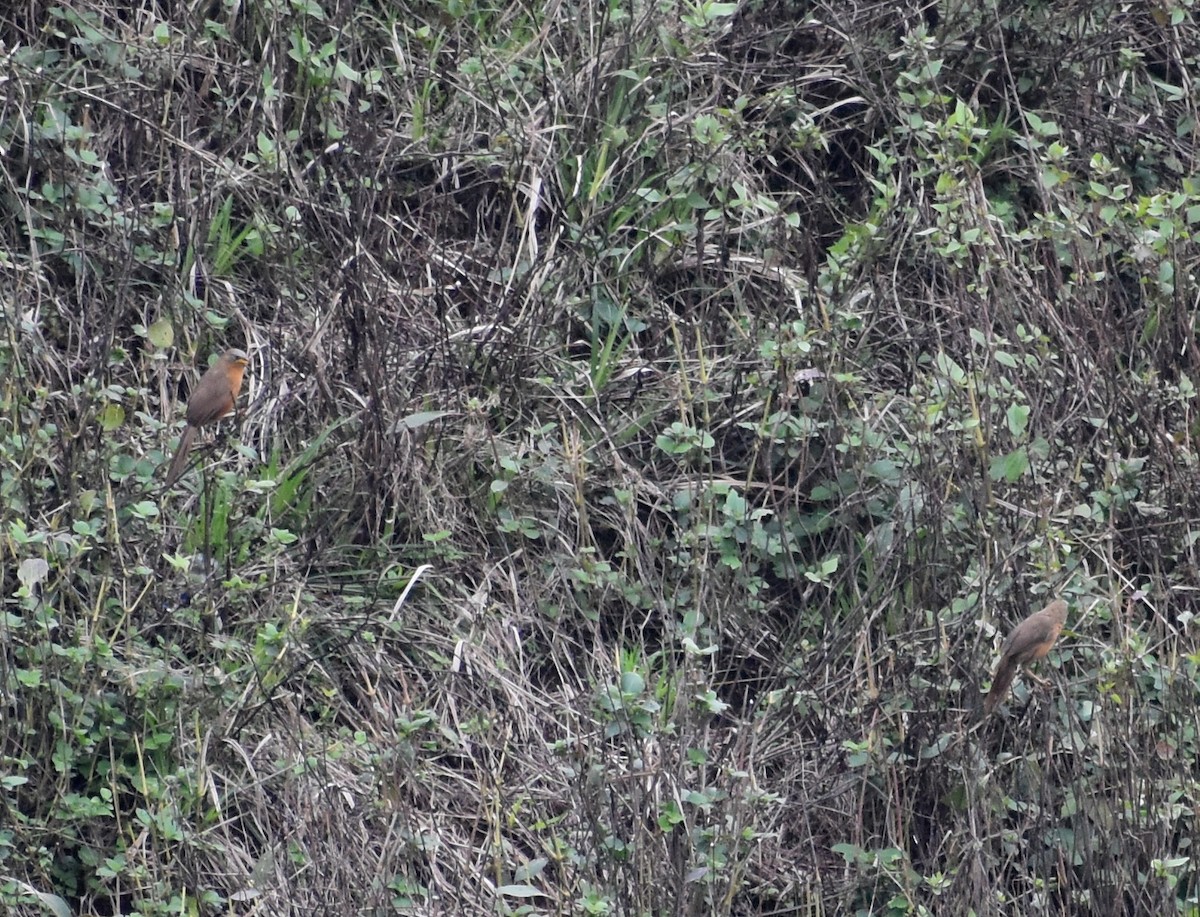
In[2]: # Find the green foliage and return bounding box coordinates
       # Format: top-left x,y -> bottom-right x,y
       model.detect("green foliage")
205,195 -> 268,277
5,0 -> 1200,913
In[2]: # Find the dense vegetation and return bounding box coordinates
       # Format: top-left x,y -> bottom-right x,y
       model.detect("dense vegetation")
2,0 -> 1200,913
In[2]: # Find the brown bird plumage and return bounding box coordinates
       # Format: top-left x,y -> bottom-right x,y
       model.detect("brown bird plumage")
983,599 -> 1068,715
162,348 -> 249,489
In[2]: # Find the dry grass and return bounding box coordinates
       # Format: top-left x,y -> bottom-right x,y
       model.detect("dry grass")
1,0 -> 1200,914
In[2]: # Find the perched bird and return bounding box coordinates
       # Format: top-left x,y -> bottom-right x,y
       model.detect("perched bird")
162,348 -> 249,489
983,599 -> 1068,715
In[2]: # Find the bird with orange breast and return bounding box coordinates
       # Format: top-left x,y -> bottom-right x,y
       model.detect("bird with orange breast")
162,348 -> 249,489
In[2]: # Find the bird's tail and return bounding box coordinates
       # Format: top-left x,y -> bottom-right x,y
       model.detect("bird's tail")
982,658 -> 1017,715
163,424 -> 196,490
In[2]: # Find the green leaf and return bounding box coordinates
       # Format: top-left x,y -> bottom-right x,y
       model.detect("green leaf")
934,351 -> 966,384
497,885 -> 543,898
394,410 -> 453,431
1025,112 -> 1059,137
99,403 -> 125,432
514,858 -> 548,882
989,448 -> 1030,483
705,2 -> 739,16
6,880 -> 71,917
1006,403 -> 1030,437
831,842 -> 865,864
147,318 -> 174,348
619,671 -> 645,696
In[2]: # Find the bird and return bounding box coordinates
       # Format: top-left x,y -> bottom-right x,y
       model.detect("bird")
162,348 -> 250,489
982,599 -> 1068,715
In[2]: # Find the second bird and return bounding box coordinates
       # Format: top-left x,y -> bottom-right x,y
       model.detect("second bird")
163,348 -> 250,489
983,598 -> 1068,715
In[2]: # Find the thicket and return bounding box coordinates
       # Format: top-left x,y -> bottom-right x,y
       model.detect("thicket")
2,0 -> 1200,914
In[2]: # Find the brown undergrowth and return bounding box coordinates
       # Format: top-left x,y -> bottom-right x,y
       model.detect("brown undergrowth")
1,0 -> 1200,913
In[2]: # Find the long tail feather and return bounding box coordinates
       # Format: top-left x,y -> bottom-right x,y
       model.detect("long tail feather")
983,657 -> 1018,715
163,425 -> 196,490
